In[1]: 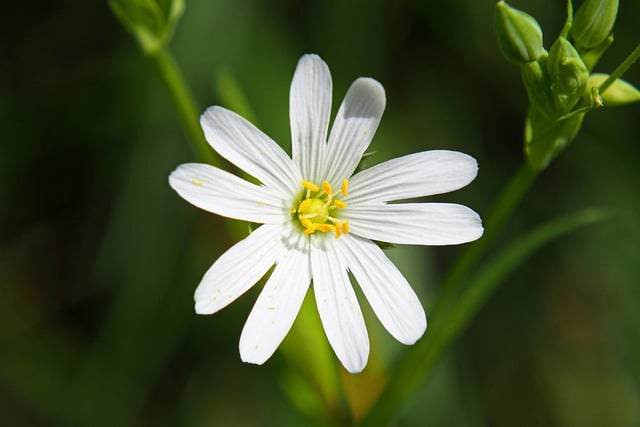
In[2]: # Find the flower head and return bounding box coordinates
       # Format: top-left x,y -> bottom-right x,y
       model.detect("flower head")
169,54 -> 483,373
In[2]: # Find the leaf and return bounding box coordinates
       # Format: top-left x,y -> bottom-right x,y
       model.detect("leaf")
357,207 -> 608,427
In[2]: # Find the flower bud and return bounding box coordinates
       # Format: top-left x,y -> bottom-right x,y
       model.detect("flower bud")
585,74 -> 640,106
495,1 -> 543,64
571,0 -> 618,49
547,37 -> 589,113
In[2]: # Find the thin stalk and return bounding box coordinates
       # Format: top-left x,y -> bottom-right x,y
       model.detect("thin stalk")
149,49 -> 217,164
357,161 -> 538,427
435,161 -> 538,317
598,42 -> 640,95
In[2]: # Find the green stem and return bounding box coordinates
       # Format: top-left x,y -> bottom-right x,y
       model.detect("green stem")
357,161 -> 538,427
149,49 -> 217,164
598,42 -> 640,95
435,161 -> 538,317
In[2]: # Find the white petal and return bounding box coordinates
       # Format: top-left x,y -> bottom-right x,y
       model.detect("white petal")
194,224 -> 285,314
311,236 -> 369,373
169,163 -> 287,224
239,239 -> 311,365
346,203 -> 484,245
290,54 -> 332,182
347,150 -> 478,205
323,78 -> 386,185
338,234 -> 426,344
201,106 -> 301,196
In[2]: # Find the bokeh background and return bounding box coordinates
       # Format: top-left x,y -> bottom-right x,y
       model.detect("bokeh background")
2,0 -> 639,425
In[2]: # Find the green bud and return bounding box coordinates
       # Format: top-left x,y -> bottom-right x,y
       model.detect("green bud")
110,0 -> 185,54
571,0 -> 618,49
525,108 -> 585,171
585,74 -> 640,106
547,37 -> 589,113
495,1 -> 544,64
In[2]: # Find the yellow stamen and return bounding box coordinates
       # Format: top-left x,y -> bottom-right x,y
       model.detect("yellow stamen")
302,180 -> 319,192
341,179 -> 349,196
191,179 -> 204,186
294,178 -> 350,238
299,215 -> 315,230
322,181 -> 332,195
333,199 -> 347,209
316,224 -> 336,232
297,198 -> 312,213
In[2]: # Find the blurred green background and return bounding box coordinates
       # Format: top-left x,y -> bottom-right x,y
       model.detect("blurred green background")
1,0 -> 639,425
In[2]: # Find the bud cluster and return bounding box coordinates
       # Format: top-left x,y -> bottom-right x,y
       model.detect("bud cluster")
494,0 -> 639,170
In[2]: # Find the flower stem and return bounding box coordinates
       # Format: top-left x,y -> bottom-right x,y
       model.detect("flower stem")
435,161 -> 538,314
598,42 -> 640,95
357,161 -> 538,427
149,48 -> 217,164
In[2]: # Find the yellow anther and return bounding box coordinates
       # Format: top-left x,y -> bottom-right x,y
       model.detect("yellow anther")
317,224 -> 336,232
302,180 -> 319,192
322,181 -> 332,195
297,198 -> 312,213
341,179 -> 349,196
191,179 -> 204,186
333,199 -> 347,209
294,179 -> 349,238
299,216 -> 314,230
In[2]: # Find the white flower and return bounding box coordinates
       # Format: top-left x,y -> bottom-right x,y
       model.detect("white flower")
169,54 -> 483,373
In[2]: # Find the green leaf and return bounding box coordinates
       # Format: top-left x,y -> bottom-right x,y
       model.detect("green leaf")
440,208 -> 608,347
357,208 -> 608,427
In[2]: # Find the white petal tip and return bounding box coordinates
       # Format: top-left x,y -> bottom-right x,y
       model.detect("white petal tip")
239,345 -> 271,366
194,299 -> 215,315
348,78 -> 386,117
343,361 -> 367,374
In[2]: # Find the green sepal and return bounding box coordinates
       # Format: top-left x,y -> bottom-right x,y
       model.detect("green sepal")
494,1 -> 544,64
547,37 -> 589,114
109,0 -> 185,54
585,73 -> 640,106
525,108 -> 585,171
354,151 -> 376,174
520,54 -> 555,119
248,222 -> 260,233
579,35 -> 614,71
374,240 -> 396,251
571,0 -> 618,49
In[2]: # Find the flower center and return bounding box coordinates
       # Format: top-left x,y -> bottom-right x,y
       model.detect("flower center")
292,179 -> 350,238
